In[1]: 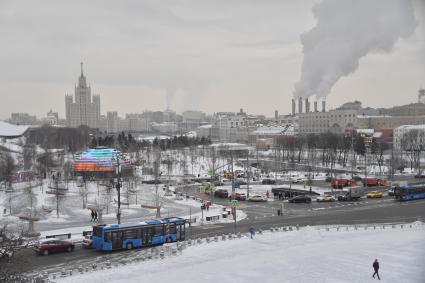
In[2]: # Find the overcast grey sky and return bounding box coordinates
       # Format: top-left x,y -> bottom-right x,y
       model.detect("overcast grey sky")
0,0 -> 424,119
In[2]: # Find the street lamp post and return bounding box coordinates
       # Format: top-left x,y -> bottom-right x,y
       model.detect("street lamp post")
113,150 -> 124,224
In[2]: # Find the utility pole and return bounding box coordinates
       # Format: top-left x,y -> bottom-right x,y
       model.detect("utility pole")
154,150 -> 161,218
211,147 -> 216,204
55,177 -> 59,218
114,150 -> 123,224
230,151 -> 236,234
246,149 -> 250,199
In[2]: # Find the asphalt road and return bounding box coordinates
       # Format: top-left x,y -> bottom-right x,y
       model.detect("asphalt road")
15,198 -> 425,276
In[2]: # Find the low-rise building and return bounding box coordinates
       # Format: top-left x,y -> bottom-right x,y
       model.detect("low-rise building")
393,124 -> 425,150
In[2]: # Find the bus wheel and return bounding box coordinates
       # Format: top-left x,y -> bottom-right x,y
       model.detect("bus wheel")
127,243 -> 133,250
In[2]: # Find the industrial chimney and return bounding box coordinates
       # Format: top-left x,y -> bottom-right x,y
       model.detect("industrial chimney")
298,97 -> 303,114
322,100 -> 326,112
305,98 -> 310,112
292,99 -> 296,116
274,110 -> 279,121
314,101 -> 318,112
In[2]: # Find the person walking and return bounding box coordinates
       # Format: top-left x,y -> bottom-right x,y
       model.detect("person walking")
249,227 -> 255,239
372,259 -> 380,280
94,210 -> 98,222
90,210 -> 94,222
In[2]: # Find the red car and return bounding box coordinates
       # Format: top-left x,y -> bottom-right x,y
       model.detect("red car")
229,193 -> 247,201
34,239 -> 75,255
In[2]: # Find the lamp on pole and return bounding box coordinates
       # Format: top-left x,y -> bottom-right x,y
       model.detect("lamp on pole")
112,150 -> 124,224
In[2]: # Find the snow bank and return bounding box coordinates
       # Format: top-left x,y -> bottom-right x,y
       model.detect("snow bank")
59,223 -> 425,283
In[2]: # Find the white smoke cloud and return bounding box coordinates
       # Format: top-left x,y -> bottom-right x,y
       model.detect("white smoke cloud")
294,0 -> 417,99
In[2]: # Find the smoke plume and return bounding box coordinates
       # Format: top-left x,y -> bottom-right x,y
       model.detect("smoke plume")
294,0 -> 417,99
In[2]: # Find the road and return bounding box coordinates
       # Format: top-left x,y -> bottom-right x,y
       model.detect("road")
16,198 -> 425,276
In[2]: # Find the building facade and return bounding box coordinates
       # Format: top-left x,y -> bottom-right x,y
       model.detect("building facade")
298,109 -> 358,134
393,124 -> 425,150
65,63 -> 100,128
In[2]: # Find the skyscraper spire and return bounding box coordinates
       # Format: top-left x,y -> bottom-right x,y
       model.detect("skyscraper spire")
80,62 -> 84,77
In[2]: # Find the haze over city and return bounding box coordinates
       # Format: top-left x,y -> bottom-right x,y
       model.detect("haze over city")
0,0 -> 424,119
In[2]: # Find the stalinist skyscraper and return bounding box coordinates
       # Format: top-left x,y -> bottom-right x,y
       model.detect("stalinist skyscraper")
65,63 -> 101,128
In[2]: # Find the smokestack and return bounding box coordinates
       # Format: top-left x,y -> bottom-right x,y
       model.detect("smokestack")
298,97 -> 303,114
314,101 -> 318,112
305,98 -> 310,113
322,100 -> 326,112
274,110 -> 278,121
292,99 -> 296,116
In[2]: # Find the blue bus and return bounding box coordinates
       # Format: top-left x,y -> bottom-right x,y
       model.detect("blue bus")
91,217 -> 186,251
394,182 -> 425,201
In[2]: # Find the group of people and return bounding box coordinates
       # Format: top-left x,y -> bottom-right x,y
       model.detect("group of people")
201,201 -> 210,211
90,210 -> 99,222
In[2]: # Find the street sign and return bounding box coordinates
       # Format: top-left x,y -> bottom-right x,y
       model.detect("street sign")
199,186 -> 205,193
230,199 -> 238,208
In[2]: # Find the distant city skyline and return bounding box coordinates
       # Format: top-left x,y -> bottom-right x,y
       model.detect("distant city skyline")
0,0 -> 424,120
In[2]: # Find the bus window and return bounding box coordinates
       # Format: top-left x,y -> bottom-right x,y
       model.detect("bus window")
105,232 -> 111,242
124,229 -> 137,239
154,225 -> 163,236
170,223 -> 176,234
93,226 -> 101,237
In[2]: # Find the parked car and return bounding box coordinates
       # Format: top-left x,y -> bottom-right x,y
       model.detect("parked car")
262,179 -> 276,185
352,175 -> 363,182
291,178 -> 304,184
34,239 -> 75,255
82,236 -> 92,249
366,190 -> 384,198
337,187 -> 364,201
214,189 -> 229,198
288,195 -> 311,203
248,195 -> 267,202
229,193 -> 247,201
316,195 -> 335,202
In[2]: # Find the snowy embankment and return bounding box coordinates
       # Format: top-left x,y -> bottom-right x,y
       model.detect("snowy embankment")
59,222 -> 425,283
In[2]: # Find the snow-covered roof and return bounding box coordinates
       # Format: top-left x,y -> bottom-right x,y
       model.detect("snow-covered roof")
198,124 -> 213,129
0,121 -> 29,137
356,129 -> 374,135
137,135 -> 171,142
394,124 -> 425,131
252,125 -> 296,136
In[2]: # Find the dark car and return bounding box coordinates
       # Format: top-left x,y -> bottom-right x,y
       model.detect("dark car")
262,179 -> 276,185
34,239 -> 75,255
214,189 -> 229,198
229,192 -> 247,201
352,175 -> 363,182
288,195 -> 311,203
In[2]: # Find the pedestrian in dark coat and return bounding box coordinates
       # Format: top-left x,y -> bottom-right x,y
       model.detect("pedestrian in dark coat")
90,210 -> 94,222
94,210 -> 98,222
249,227 -> 255,239
372,259 -> 380,280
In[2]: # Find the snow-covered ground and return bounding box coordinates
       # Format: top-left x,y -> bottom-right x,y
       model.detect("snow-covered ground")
59,222 -> 425,283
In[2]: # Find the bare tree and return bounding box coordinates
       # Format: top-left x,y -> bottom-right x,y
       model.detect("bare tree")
0,224 -> 29,282
0,152 -> 16,188
401,130 -> 424,174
